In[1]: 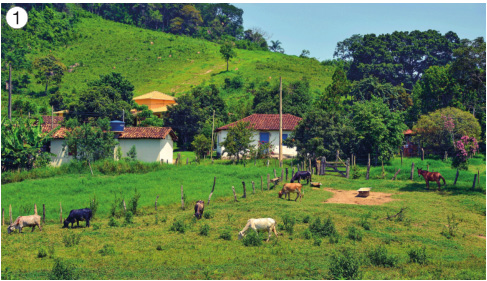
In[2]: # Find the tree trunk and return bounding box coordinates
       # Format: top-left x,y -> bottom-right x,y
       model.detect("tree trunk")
226,59 -> 229,71
8,63 -> 12,120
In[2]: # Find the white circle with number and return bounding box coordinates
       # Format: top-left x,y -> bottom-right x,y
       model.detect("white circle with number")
6,7 -> 28,29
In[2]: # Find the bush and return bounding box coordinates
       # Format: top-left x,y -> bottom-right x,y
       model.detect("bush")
37,247 -> 48,258
328,232 -> 340,244
441,214 -> 459,239
313,236 -> 322,246
347,226 -> 363,241
89,194 -> 99,219
408,246 -> 428,265
242,230 -> 262,246
309,216 -> 337,238
359,213 -> 371,230
199,224 -> 210,236
352,165 -> 362,179
62,233 -> 81,247
156,245 -> 163,251
124,211 -> 133,225
282,214 -> 296,235
98,244 -> 115,256
219,228 -> 232,240
49,259 -> 78,280
127,145 -> 137,160
303,228 -> 313,240
128,188 -> 141,215
328,248 -> 362,280
302,215 -> 311,224
367,245 -> 398,267
203,211 -> 213,220
108,217 -> 119,227
170,220 -> 186,233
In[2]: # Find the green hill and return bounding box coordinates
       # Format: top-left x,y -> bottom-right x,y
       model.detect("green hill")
19,15 -> 333,105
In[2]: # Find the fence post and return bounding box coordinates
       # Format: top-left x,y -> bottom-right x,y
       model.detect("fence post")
472,174 -> 477,190
346,158 -> 350,179
252,181 -> 255,194
155,196 -> 159,211
454,169 -> 459,185
181,185 -> 185,210
323,157 -> 326,176
267,174 -> 270,191
261,175 -> 263,192
366,154 -> 371,180
281,169 -> 284,181
242,182 -> 247,198
122,199 -> 127,213
285,168 -> 288,181
274,169 -> 277,179
208,177 -> 216,205
292,167 -> 295,179
34,204 -> 37,215
309,158 -> 312,174
267,159 -> 269,167
232,186 -> 237,202
427,164 -> 429,172
444,151 -> 448,161
9,205 -> 12,225
392,169 -> 401,180
410,162 -> 415,180
421,148 -> 424,161
42,204 -> 46,224
400,150 -> 403,166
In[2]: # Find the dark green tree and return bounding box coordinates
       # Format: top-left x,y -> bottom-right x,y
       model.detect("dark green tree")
33,55 -> 67,95
191,134 -> 211,159
88,72 -> 135,104
220,41 -> 237,71
221,121 -> 254,163
165,95 -> 205,148
319,65 -> 350,113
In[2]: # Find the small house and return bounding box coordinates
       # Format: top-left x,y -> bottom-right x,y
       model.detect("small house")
215,114 -> 302,158
132,91 -> 177,118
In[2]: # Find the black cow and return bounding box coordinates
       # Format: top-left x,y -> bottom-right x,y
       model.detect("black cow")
63,208 -> 92,228
290,171 -> 312,185
194,200 -> 204,219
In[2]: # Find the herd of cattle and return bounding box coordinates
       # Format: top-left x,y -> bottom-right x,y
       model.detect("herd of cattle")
6,171 -> 313,241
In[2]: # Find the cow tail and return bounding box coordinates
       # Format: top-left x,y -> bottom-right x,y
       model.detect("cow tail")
440,176 -> 446,185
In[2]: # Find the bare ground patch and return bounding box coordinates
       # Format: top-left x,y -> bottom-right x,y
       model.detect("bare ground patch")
319,188 -> 398,205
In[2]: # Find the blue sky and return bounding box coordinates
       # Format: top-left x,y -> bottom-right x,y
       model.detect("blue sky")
234,3 -> 486,61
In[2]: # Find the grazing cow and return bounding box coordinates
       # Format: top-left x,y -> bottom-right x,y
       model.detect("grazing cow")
238,218 -> 279,242
63,208 -> 92,228
417,168 -> 446,190
290,171 -> 312,184
8,214 -> 42,234
194,200 -> 204,219
278,183 -> 303,201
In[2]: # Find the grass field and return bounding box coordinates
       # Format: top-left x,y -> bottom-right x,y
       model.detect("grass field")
1,155 -> 485,279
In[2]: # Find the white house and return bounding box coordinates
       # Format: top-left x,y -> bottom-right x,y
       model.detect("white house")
215,114 -> 302,158
41,116 -> 177,166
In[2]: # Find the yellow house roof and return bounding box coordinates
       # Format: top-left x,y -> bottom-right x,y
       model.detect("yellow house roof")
133,91 -> 176,101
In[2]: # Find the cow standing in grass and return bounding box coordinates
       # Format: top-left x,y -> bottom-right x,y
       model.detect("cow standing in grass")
63,208 -> 92,228
8,212 -> 42,234
279,183 -> 303,201
238,218 -> 279,242
194,200 -> 204,219
290,171 -> 311,185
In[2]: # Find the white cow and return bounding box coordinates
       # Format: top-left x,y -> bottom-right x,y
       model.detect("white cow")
238,218 -> 279,242
8,214 -> 42,234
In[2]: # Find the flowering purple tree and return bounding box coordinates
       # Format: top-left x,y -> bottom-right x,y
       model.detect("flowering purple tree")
453,135 -> 479,169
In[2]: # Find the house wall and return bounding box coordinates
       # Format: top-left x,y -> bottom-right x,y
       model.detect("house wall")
216,130 -> 297,158
160,135 -> 174,164
50,139 -> 73,167
134,99 -> 176,111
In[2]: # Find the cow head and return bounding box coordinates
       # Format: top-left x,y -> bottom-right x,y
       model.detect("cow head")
278,191 -> 284,198
417,168 -> 423,175
7,225 -> 14,234
238,231 -> 245,240
62,219 -> 70,228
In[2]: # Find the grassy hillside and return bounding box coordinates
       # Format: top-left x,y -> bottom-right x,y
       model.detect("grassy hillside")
1,156 -> 485,279
21,15 -> 333,104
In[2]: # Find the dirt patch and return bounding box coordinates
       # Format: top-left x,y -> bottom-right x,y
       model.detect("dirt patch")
320,188 -> 397,205
477,235 -> 486,239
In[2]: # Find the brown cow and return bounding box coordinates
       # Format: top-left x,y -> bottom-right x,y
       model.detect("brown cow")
194,200 -> 204,219
278,183 -> 303,201
417,168 -> 446,190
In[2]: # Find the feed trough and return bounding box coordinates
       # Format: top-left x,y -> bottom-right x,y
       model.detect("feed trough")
357,187 -> 371,197
310,182 -> 322,188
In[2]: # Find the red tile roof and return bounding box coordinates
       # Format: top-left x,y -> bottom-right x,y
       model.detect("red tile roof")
403,129 -> 415,135
41,115 -> 64,126
216,114 -> 302,132
118,127 -> 177,141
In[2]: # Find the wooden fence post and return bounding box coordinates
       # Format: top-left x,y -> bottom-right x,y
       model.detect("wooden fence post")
231,186 -> 237,202
267,159 -> 269,167
208,177 -> 216,205
472,174 -> 477,190
9,205 -> 12,225
400,150 -> 403,166
267,174 -> 270,191
42,204 -> 46,224
292,167 -> 295,179
285,168 -> 288,181
346,158 -> 350,179
410,162 -> 415,180
323,157 -> 326,176
242,181 -> 247,198
281,169 -> 284,181
366,154 -> 371,180
309,158 -> 312,174
274,169 -> 277,179
427,164 -> 429,172
392,169 -> 401,180
261,175 -> 263,192
444,151 -> 448,161
155,196 -> 159,211
421,148 -> 424,161
454,169 -> 459,185
381,161 -> 385,179
180,185 -> 185,210
34,204 -> 37,215
122,200 -> 127,213
252,181 -> 255,194
59,202 -> 62,224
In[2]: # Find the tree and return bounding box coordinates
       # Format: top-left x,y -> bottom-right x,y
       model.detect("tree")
412,107 -> 481,154
351,97 -> 407,162
299,49 -> 310,58
221,121 -> 254,163
269,40 -> 285,53
165,94 -> 205,148
192,134 -> 210,159
319,65 -> 350,113
33,55 -> 66,95
333,34 -> 363,61
285,109 -> 355,160
220,41 -> 237,71
88,72 -> 135,104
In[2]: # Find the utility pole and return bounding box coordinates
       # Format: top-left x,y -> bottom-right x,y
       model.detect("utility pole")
279,76 -> 283,167
8,63 -> 12,120
210,110 -> 215,160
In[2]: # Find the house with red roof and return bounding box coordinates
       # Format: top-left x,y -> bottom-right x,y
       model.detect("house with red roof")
215,114 -> 302,158
40,116 -> 177,166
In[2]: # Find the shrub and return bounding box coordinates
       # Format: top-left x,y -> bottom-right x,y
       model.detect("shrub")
310,216 -> 337,238
37,247 -> 48,258
282,214 -> 296,235
49,259 -> 78,280
203,211 -> 213,220
128,188 -> 141,215
156,245 -> 163,251
328,248 -> 362,280
242,230 -> 262,246
170,220 -> 186,233
302,215 -> 311,224
441,214 -> 459,239
108,217 -> 119,227
347,226 -> 363,241
89,194 -> 99,220
199,224 -> 210,236
48,243 -> 56,258
98,244 -> 115,256
62,233 -> 81,247
219,228 -> 232,240
313,236 -> 322,246
351,165 -> 361,179
328,232 -> 340,244
127,145 -> 137,160
367,245 -> 398,267
359,213 -> 371,230
408,246 -> 428,265
124,211 -> 133,225
303,228 -> 313,240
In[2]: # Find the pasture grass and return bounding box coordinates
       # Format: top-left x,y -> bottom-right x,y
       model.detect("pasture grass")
1,155 -> 485,279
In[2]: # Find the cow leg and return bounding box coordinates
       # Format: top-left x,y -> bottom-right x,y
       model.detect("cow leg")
272,225 -> 279,238
295,192 -> 299,201
425,180 -> 429,189
32,226 -> 35,232
77,221 -> 80,228
86,219 -> 90,227
38,223 -> 42,231
19,227 -> 22,233
437,180 -> 441,191
267,228 -> 271,242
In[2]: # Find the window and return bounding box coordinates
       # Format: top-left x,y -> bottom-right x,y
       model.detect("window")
282,134 -> 288,140
259,132 -> 269,143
